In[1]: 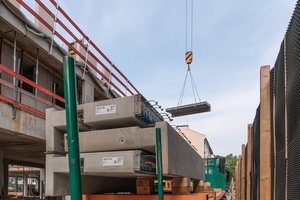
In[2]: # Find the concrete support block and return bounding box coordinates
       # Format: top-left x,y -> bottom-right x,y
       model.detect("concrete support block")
136,177 -> 154,195
172,177 -> 190,195
82,81 -> 94,104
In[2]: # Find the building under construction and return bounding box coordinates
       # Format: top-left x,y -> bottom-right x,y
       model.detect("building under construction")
0,0 -> 139,198
2,0 -> 299,200
0,1 -> 220,200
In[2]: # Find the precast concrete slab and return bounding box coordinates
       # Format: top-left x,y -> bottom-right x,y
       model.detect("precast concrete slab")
166,101 -> 211,117
47,121 -> 205,178
46,95 -> 205,196
77,126 -> 156,153
83,95 -> 163,129
46,151 -> 156,177
46,151 -> 152,196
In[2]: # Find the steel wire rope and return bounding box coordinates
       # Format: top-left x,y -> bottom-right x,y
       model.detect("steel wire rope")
188,69 -> 197,103
186,0 -> 188,52
177,68 -> 189,106
186,0 -> 193,51
178,0 -> 201,106
189,68 -> 201,103
191,0 -> 193,51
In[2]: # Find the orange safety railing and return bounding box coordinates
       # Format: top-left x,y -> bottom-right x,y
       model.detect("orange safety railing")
0,63 -> 64,117
16,0 -> 139,97
215,190 -> 226,200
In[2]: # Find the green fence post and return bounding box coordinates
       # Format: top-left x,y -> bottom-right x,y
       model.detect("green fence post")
63,56 -> 82,200
156,128 -> 164,200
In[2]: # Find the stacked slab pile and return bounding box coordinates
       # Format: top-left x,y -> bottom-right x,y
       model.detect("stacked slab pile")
45,94 -> 205,197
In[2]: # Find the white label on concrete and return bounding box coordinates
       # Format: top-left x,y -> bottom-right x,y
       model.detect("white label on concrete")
102,157 -> 123,166
95,105 -> 116,115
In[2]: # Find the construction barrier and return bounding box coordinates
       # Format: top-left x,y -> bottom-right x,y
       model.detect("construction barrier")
235,1 -> 300,200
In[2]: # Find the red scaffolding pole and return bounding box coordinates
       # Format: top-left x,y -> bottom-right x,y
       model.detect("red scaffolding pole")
34,0 -> 133,96
0,94 -> 46,117
0,64 -> 65,103
18,0 -> 139,96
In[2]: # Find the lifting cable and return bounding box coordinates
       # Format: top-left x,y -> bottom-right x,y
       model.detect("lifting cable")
177,0 -> 201,107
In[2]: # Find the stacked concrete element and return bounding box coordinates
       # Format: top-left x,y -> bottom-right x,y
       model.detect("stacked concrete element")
46,94 -> 205,196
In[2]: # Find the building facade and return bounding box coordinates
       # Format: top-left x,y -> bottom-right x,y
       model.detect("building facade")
176,125 -> 214,158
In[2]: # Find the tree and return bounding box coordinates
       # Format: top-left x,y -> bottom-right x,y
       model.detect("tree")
225,154 -> 239,184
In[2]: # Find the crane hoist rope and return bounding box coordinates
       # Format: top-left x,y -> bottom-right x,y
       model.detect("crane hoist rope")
166,0 -> 211,118
177,0 -> 201,107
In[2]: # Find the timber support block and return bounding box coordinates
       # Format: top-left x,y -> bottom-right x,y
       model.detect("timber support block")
172,177 -> 190,195
193,180 -> 204,193
136,177 -> 155,195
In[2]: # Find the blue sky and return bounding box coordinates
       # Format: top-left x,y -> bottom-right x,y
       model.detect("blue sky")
22,0 -> 296,156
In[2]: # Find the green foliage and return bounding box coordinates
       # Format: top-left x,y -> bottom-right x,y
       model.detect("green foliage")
225,154 -> 239,184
